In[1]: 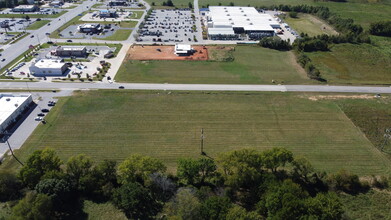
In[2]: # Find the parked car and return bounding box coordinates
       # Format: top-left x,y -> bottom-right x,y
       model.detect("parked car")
37,113 -> 45,117
67,40 -> 73,42
35,117 -> 43,121
1,59 -> 5,62
30,35 -> 34,38
41,109 -> 50,112
119,86 -> 125,89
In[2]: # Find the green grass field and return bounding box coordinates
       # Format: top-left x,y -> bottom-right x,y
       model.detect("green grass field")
0,10 -> 67,19
116,46 -> 311,84
306,42 -> 391,85
2,90 -> 390,176
26,20 -> 51,30
129,11 -> 144,19
283,13 -> 338,37
94,29 -> 132,41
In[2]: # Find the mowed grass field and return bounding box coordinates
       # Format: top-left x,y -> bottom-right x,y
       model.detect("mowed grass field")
283,13 -> 338,37
116,45 -> 311,84
2,90 -> 390,176
306,41 -> 391,84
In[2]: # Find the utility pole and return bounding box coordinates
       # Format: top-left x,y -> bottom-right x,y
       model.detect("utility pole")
200,128 -> 205,155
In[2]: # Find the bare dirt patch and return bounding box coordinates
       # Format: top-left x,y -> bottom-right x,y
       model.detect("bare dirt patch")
288,51 -> 307,79
126,45 -> 208,61
306,94 -> 376,101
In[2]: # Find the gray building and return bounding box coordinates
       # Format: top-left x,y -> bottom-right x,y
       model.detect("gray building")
77,23 -> 102,33
55,46 -> 87,57
12,5 -> 40,12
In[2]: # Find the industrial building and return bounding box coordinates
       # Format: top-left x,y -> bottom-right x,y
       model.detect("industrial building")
50,0 -> 64,6
12,5 -> 39,12
99,9 -> 117,18
206,6 -> 279,40
55,46 -> 87,57
0,94 -> 33,135
174,44 -> 194,56
29,59 -> 68,76
77,23 -> 102,33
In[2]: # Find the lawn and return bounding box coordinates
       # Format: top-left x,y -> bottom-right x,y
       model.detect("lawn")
2,90 -> 390,176
116,45 -> 311,84
283,13 -> 338,37
306,43 -> 391,85
26,20 -> 51,30
129,10 -> 144,19
0,10 -> 67,19
95,29 -> 132,41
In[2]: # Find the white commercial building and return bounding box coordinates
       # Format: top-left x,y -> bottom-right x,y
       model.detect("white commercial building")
206,6 -> 279,40
174,44 -> 194,56
12,5 -> 39,12
0,94 -> 33,135
29,59 -> 68,76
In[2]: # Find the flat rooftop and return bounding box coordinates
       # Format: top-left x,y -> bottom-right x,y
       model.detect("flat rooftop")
57,46 -> 86,51
0,94 -> 31,126
32,59 -> 65,69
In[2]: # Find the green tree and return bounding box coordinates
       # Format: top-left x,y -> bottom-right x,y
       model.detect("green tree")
163,188 -> 201,220
0,171 -> 22,202
200,196 -> 232,220
226,205 -> 264,220
112,182 -> 161,219
166,0 -> 174,6
66,154 -> 93,190
177,158 -> 217,186
291,157 -> 315,183
264,179 -> 308,219
216,149 -> 263,188
188,2 -> 193,8
260,147 -> 293,173
117,154 -> 166,185
19,149 -> 63,188
11,192 -> 54,220
306,192 -> 343,220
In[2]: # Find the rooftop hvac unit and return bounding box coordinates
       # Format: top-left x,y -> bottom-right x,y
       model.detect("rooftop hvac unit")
229,18 -> 232,20
246,18 -> 250,21
249,23 -> 253,25
15,104 -> 18,107
226,14 -> 230,16
244,14 -> 247,16
6,98 -> 10,101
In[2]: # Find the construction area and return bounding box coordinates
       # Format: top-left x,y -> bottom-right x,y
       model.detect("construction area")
126,45 -> 208,61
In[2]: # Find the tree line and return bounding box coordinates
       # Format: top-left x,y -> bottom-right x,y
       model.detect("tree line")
0,148 -> 389,219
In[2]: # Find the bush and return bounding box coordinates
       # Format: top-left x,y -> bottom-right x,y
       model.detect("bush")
369,21 -> 391,37
289,11 -> 298,18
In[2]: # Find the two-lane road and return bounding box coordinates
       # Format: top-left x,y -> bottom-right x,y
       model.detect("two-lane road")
1,81 -> 391,94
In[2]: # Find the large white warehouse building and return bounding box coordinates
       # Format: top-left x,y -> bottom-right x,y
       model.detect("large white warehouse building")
0,94 -> 33,135
29,59 -> 68,76
206,6 -> 280,40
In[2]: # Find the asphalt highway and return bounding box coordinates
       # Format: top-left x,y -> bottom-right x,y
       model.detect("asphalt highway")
1,81 -> 391,93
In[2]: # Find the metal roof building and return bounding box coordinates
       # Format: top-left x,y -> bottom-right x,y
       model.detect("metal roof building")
0,94 -> 33,135
207,6 -> 279,40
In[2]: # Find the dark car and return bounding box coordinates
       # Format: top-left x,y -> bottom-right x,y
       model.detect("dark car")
47,23 -> 51,26
41,109 -> 50,112
119,86 -> 125,89
67,40 -> 73,42
37,113 -> 45,117
1,59 -> 5,62
30,35 -> 34,38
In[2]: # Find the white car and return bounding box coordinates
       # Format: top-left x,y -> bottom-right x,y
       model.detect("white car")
35,117 -> 43,121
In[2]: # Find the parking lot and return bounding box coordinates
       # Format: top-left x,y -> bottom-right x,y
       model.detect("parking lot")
137,9 -> 198,43
60,23 -> 123,39
0,8 -> 63,15
0,18 -> 38,32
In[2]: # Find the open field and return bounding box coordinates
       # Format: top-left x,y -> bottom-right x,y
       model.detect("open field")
2,90 -> 390,176
26,20 -> 51,30
339,190 -> 391,219
283,13 -> 338,37
116,45 -> 310,84
127,45 -> 208,60
306,43 -> 391,85
334,96 -> 391,154
0,10 -> 67,18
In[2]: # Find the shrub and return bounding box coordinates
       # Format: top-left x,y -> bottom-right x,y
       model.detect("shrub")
259,37 -> 292,51
369,21 -> 391,37
289,11 -> 298,18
